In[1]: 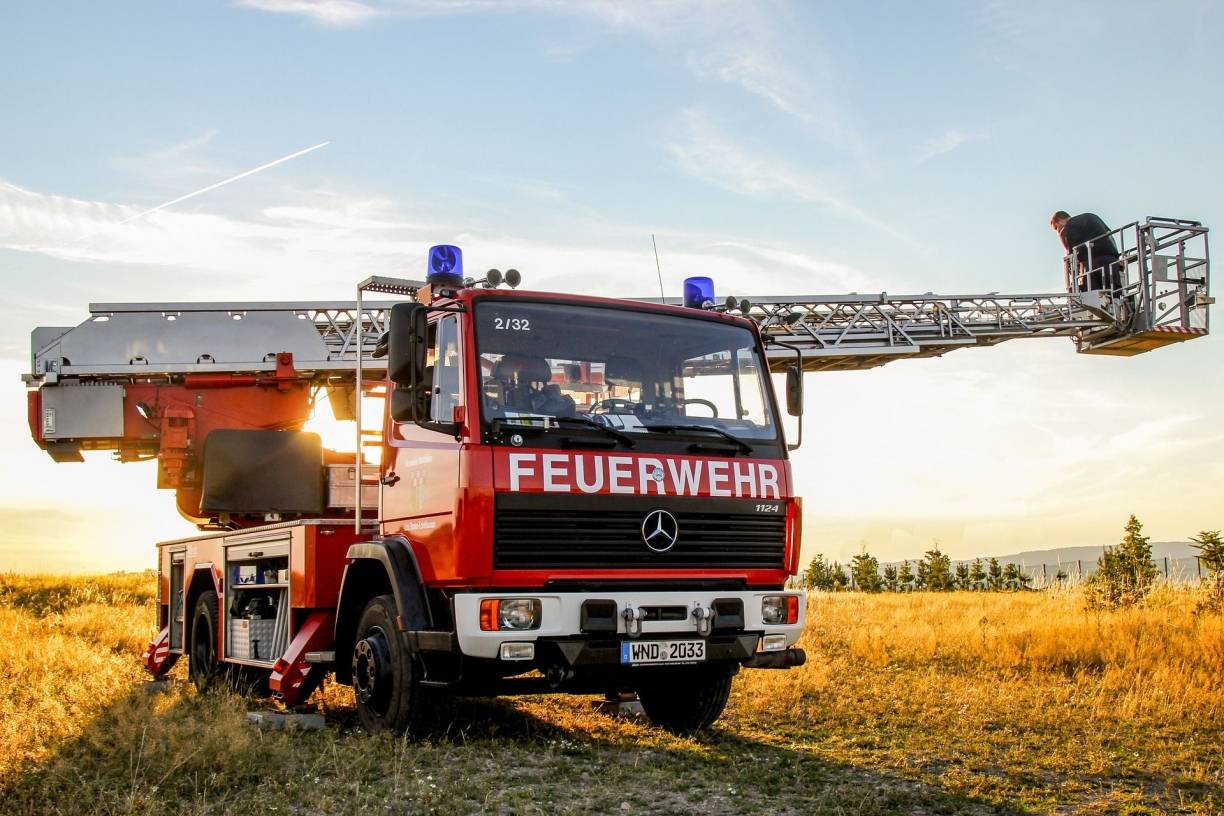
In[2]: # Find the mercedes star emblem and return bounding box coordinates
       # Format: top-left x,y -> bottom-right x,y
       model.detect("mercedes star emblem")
641,509 -> 679,552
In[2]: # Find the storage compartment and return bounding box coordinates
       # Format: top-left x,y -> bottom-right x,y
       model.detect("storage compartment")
326,464 -> 377,509
168,551 -> 185,650
225,539 -> 290,665
229,618 -> 280,661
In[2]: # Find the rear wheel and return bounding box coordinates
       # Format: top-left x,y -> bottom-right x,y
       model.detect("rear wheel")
637,665 -> 735,734
189,590 -> 222,689
352,594 -> 425,734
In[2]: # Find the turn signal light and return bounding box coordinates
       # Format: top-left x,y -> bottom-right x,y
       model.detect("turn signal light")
480,599 -> 499,631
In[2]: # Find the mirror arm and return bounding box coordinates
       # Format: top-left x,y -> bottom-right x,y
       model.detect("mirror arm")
767,337 -> 804,451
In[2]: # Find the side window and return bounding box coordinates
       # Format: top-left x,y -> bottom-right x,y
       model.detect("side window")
430,315 -> 462,423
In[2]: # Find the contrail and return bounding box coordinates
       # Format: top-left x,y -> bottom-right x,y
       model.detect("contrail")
114,140 -> 331,226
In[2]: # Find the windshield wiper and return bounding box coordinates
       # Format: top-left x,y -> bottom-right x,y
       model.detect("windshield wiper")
644,424 -> 753,454
553,416 -> 637,448
490,416 -> 636,449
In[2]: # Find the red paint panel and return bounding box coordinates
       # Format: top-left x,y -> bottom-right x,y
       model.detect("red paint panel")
786,496 -> 802,575
26,391 -> 42,446
291,525 -> 360,609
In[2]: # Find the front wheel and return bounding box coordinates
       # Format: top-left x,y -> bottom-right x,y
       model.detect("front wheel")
637,665 -> 735,734
351,594 -> 425,734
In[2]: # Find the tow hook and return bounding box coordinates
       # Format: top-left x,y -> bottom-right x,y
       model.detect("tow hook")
691,604 -> 713,637
622,605 -> 644,638
545,663 -> 573,689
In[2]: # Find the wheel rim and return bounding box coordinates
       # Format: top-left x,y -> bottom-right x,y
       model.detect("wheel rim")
352,626 -> 393,715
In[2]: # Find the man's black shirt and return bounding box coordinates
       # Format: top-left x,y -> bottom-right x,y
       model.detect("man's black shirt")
1062,213 -> 1119,265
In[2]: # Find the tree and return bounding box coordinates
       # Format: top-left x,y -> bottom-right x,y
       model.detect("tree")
920,545 -> 954,591
851,550 -> 883,592
1086,514 -> 1159,609
1191,529 -> 1224,610
898,560 -> 914,591
954,562 -> 970,590
883,563 -> 898,592
830,562 -> 849,591
986,558 -> 1003,591
803,554 -> 839,592
1001,562 -> 1020,590
969,558 -> 986,590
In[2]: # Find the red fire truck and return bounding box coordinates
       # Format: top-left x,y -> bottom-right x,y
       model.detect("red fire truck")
25,220 -> 1212,733
29,247 -> 810,734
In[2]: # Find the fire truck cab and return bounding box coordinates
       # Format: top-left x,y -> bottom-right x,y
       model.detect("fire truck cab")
338,266 -> 805,732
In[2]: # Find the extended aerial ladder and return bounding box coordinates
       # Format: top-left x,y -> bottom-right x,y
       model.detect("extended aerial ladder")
24,216 -> 1211,526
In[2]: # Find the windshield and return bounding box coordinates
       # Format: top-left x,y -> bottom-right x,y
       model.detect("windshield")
474,300 -> 778,442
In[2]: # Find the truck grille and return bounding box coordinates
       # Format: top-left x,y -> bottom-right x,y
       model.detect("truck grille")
493,494 -> 786,570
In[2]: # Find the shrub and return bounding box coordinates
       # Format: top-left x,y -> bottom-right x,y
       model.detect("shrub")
850,550 -> 883,592
1086,515 -> 1159,609
1191,530 -> 1223,613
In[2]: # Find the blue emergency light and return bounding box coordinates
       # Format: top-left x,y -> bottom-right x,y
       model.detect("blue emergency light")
683,276 -> 715,309
427,244 -> 464,287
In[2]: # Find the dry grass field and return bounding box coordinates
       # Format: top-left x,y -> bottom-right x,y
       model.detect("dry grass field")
1,573 -> 1221,815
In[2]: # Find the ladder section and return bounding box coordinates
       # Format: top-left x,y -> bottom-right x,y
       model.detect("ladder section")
738,216 -> 1210,371
747,291 -> 1115,372
26,299 -> 410,385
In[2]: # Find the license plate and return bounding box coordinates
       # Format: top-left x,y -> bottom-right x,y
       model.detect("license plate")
620,639 -> 706,665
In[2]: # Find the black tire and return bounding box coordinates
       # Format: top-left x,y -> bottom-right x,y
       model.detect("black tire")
351,594 -> 424,734
637,665 -> 735,735
189,590 -> 222,689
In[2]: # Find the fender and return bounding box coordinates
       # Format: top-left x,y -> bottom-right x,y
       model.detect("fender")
333,536 -> 433,683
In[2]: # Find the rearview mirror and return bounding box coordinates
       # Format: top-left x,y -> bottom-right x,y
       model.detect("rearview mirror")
387,302 -> 427,387
785,365 -> 803,417
390,364 -> 436,424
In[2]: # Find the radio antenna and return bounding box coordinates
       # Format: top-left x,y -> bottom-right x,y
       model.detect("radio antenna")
651,233 -> 666,300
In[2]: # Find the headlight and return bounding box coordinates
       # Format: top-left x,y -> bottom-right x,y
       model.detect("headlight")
479,598 -> 541,631
761,595 -> 799,625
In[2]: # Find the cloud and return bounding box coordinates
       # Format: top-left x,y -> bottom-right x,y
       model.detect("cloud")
235,0 -> 385,25
668,111 -> 908,242
786,340 -> 1224,562
916,128 -> 979,164
0,177 -> 872,303
233,1 -> 862,153
112,130 -> 228,185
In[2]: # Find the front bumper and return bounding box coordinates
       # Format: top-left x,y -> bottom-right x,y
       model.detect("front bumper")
453,590 -> 804,662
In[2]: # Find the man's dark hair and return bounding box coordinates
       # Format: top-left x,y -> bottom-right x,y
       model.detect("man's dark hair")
1052,210 -> 1070,222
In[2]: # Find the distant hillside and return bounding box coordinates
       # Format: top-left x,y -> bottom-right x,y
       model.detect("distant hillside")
875,541 -> 1205,583
960,541 -> 1198,568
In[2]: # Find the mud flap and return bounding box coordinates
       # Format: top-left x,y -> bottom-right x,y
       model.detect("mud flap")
142,625 -> 180,677
270,611 -> 335,707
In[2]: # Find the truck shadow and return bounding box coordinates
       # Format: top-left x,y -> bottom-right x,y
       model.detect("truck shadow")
2,678 -> 1031,815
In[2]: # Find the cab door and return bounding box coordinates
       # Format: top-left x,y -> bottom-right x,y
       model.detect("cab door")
380,314 -> 470,582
